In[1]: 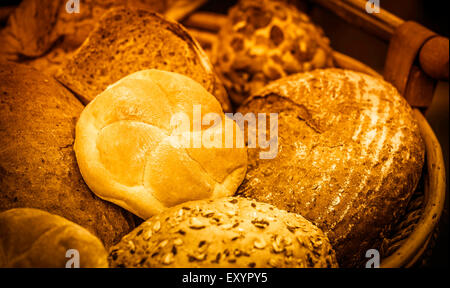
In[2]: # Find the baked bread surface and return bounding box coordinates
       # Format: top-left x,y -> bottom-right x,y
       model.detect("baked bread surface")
213,0 -> 333,105
109,197 -> 338,268
0,208 -> 108,268
0,61 -> 136,248
74,69 -> 247,219
57,8 -> 231,111
237,68 -> 425,266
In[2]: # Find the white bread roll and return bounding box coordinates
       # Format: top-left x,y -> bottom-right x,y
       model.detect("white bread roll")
74,69 -> 247,219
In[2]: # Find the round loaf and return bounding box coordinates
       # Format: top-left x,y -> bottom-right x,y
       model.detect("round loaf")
74,69 -> 247,219
237,69 -> 425,267
108,197 -> 338,268
213,0 -> 333,105
0,61 -> 136,248
0,208 -> 108,268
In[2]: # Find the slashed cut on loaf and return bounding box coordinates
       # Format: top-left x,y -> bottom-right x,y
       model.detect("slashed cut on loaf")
109,197 -> 338,268
56,8 -> 231,111
237,69 -> 425,267
74,70 -> 247,219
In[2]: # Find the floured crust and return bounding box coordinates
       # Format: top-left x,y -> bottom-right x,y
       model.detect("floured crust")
108,197 -> 338,268
74,69 -> 247,219
56,8 -> 231,111
213,0 -> 333,105
237,69 -> 425,267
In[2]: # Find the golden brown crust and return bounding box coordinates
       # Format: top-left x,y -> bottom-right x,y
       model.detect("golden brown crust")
0,208 -> 108,268
0,61 -> 136,248
108,197 -> 338,268
213,0 -> 333,105
56,8 -> 231,111
237,69 -> 425,267
74,69 -> 247,219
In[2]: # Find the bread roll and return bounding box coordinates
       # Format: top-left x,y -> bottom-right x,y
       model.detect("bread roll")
0,61 -> 136,248
74,69 -> 247,219
213,0 -> 333,105
109,197 -> 338,268
237,69 -> 425,267
0,208 -> 108,268
56,8 -> 231,111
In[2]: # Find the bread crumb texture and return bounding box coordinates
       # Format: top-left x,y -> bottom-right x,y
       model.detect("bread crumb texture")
238,68 -> 425,267
57,7 -> 231,111
108,197 -> 338,268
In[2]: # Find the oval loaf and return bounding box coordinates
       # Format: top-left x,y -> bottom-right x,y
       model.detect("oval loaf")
238,69 -> 425,267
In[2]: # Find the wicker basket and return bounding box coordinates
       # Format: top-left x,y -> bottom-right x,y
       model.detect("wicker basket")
182,0 -> 447,268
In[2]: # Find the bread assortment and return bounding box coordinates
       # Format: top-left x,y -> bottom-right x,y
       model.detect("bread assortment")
109,197 -> 338,268
238,69 -> 425,266
0,0 -> 428,268
212,0 -> 333,105
74,69 -> 247,219
0,61 -> 136,248
0,208 -> 108,268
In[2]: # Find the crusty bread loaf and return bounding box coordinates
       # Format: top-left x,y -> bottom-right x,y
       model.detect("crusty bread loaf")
56,8 -> 231,111
108,197 -> 338,268
0,61 -> 136,248
237,69 -> 425,267
0,0 -> 207,76
0,208 -> 108,268
74,69 -> 247,219
212,0 -> 333,105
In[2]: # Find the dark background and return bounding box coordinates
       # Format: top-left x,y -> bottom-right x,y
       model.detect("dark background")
1,0 -> 448,268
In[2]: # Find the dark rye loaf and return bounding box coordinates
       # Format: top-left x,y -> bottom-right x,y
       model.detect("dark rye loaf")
56,8 -> 231,111
237,69 -> 425,267
0,61 -> 136,248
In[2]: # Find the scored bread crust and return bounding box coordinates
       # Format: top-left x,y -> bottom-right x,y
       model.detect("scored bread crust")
0,61 -> 136,248
56,7 -> 231,111
237,69 -> 425,267
74,69 -> 247,220
108,197 -> 338,268
0,208 -> 108,268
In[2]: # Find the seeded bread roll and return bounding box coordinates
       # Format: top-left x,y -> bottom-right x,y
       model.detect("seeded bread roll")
56,8 -> 231,111
213,0 -> 333,105
237,69 -> 425,267
0,61 -> 136,248
0,208 -> 108,268
109,197 -> 338,268
74,69 -> 247,219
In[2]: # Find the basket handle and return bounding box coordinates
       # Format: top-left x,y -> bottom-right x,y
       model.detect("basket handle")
383,21 -> 448,109
310,0 -> 449,109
